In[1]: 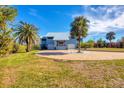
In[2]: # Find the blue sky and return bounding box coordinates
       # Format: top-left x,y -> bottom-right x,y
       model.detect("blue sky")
14,5 -> 124,42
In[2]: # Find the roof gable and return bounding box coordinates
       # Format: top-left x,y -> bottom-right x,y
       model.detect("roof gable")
46,32 -> 70,40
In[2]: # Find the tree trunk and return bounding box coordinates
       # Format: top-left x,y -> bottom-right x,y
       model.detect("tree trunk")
26,43 -> 30,52
26,39 -> 30,52
78,35 -> 81,53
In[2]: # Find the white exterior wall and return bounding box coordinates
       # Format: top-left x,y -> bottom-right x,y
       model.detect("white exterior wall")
46,38 -> 55,50
67,38 -> 77,49
56,46 -> 67,50
41,37 -> 77,50
55,39 -> 77,50
67,44 -> 75,49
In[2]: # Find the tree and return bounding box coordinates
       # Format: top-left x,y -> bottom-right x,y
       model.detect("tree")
97,38 -> 104,48
106,32 -> 115,47
70,16 -> 89,53
15,21 -> 39,52
120,37 -> 124,48
103,40 -> 107,47
0,6 -> 17,56
0,6 -> 17,31
87,39 -> 94,48
121,37 -> 124,42
0,30 -> 13,56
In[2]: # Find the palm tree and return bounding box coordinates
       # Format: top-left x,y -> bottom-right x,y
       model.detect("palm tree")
0,6 -> 17,56
70,16 -> 89,53
106,32 -> 115,48
15,21 -> 39,52
0,6 -> 17,31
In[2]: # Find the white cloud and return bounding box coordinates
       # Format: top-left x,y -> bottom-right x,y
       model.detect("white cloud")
113,12 -> 124,27
71,13 -> 83,18
72,6 -> 124,34
90,7 -> 97,12
88,17 -> 113,33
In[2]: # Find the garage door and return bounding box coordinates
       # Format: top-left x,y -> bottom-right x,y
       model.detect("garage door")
67,44 -> 75,49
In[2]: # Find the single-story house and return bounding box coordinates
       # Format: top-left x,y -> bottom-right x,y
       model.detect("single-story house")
40,32 -> 78,50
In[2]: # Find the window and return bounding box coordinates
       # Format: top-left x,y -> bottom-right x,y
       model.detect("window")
57,41 -> 65,46
47,37 -> 53,39
42,38 -> 46,41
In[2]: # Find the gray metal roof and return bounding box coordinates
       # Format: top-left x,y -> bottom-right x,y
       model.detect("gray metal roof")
46,32 -> 70,40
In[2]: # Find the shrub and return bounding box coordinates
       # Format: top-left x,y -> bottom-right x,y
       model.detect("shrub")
18,45 -> 26,53
32,44 -> 40,50
81,42 -> 89,48
81,42 -> 94,49
0,35 -> 13,56
88,42 -> 94,48
12,43 -> 19,53
87,39 -> 94,48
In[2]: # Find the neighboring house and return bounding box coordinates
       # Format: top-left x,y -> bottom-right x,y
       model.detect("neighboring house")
40,32 -> 78,50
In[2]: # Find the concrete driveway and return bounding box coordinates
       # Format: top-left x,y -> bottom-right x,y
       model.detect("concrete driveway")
36,50 -> 124,60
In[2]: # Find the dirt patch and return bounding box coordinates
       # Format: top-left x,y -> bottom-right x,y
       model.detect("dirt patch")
2,67 -> 17,87
37,50 -> 124,60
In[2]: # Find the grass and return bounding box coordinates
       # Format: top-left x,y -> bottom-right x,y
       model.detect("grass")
86,48 -> 124,52
0,50 -> 124,88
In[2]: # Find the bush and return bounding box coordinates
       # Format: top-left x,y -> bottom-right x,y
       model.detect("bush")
0,35 -> 13,56
32,44 -> 40,50
88,42 -> 94,48
0,42 -> 13,56
12,43 -> 19,53
87,39 -> 94,48
81,42 -> 87,48
81,42 -> 94,49
12,44 -> 39,53
18,45 -> 26,53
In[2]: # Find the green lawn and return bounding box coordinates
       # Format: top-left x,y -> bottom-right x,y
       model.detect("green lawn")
86,48 -> 124,52
0,51 -> 124,88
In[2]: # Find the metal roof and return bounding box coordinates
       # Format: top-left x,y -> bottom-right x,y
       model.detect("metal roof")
46,32 -> 70,40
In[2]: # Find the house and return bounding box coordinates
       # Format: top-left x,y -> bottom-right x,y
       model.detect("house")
40,32 -> 78,50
